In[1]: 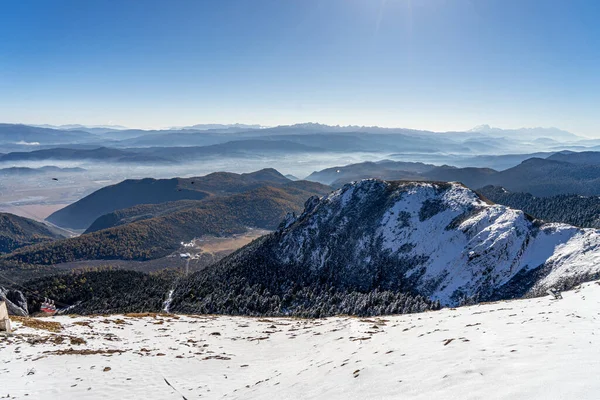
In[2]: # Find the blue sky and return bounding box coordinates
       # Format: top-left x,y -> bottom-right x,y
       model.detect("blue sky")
1,0 -> 600,135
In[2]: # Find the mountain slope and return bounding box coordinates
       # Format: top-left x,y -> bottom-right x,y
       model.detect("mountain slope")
6,181 -> 331,265
0,213 -> 64,253
0,166 -> 86,176
421,165 -> 497,189
468,124 -> 581,141
6,282 -> 600,399
20,269 -> 174,315
0,147 -> 172,164
307,161 -> 499,188
307,154 -> 600,196
85,179 -> 326,233
546,150 -> 600,164
84,200 -> 203,233
477,186 -> 600,228
47,168 -> 291,230
171,180 -> 600,314
489,157 -> 600,196
0,123 -> 99,145
306,160 -> 435,185
127,139 -> 325,153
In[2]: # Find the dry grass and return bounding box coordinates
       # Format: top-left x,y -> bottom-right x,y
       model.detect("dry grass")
12,316 -> 63,333
26,334 -> 86,346
195,230 -> 270,254
45,348 -> 126,356
123,312 -> 168,318
70,336 -> 87,345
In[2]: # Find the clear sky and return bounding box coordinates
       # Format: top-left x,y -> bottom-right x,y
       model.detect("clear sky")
1,0 -> 600,135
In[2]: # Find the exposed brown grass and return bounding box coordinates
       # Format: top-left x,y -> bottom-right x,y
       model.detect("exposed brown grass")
70,336 -> 87,345
45,348 -> 126,356
12,316 -> 63,333
195,230 -> 270,254
124,312 -> 166,318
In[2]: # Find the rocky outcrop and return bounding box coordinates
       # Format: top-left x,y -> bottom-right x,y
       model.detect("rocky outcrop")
0,287 -> 28,316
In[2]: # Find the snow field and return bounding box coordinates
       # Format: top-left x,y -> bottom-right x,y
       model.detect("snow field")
2,281 -> 600,399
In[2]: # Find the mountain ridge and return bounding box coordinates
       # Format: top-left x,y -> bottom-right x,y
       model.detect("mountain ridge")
307,153 -> 600,196
46,168 -> 292,230
170,179 -> 600,315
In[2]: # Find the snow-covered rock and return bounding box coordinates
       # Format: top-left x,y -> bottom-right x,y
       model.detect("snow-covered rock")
272,180 -> 600,305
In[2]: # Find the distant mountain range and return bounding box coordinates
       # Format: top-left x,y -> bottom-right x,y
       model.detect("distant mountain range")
451,152 -> 556,170
169,179 -> 600,316
468,124 -> 583,141
19,121 -> 585,140
306,160 -> 435,185
114,130 -> 472,153
307,152 -> 600,196
0,147 -> 173,164
546,150 -> 600,164
0,123 -> 594,156
0,124 -> 99,145
32,124 -> 130,133
171,123 -> 264,131
0,140 -> 325,164
0,166 -> 86,176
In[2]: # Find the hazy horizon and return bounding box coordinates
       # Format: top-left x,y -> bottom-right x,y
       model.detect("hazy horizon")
2,0 -> 600,136
1,120 -> 590,138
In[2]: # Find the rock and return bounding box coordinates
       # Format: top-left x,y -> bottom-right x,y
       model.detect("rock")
278,212 -> 297,230
0,287 -> 28,316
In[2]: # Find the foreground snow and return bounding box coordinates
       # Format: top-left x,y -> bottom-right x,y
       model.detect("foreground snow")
2,282 -> 600,399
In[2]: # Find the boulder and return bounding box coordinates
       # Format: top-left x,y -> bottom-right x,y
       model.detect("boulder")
0,287 -> 28,316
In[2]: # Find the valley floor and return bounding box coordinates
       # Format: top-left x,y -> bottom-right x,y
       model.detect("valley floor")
2,282 -> 600,399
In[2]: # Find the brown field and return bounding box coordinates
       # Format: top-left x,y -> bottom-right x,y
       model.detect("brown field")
194,229 -> 271,254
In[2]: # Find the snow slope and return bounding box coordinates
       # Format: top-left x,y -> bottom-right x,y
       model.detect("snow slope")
2,281 -> 600,399
273,180 -> 600,304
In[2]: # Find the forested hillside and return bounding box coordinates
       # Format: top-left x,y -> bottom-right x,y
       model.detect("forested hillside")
47,168 -> 292,230
84,200 -> 202,233
0,213 -> 63,253
308,155 -> 600,196
3,181 -> 331,265
477,186 -> 600,228
22,269 -> 174,315
85,179 -> 329,233
306,160 -> 435,185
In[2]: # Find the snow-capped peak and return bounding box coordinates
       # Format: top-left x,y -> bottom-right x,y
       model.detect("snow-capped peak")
277,179 -> 600,305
